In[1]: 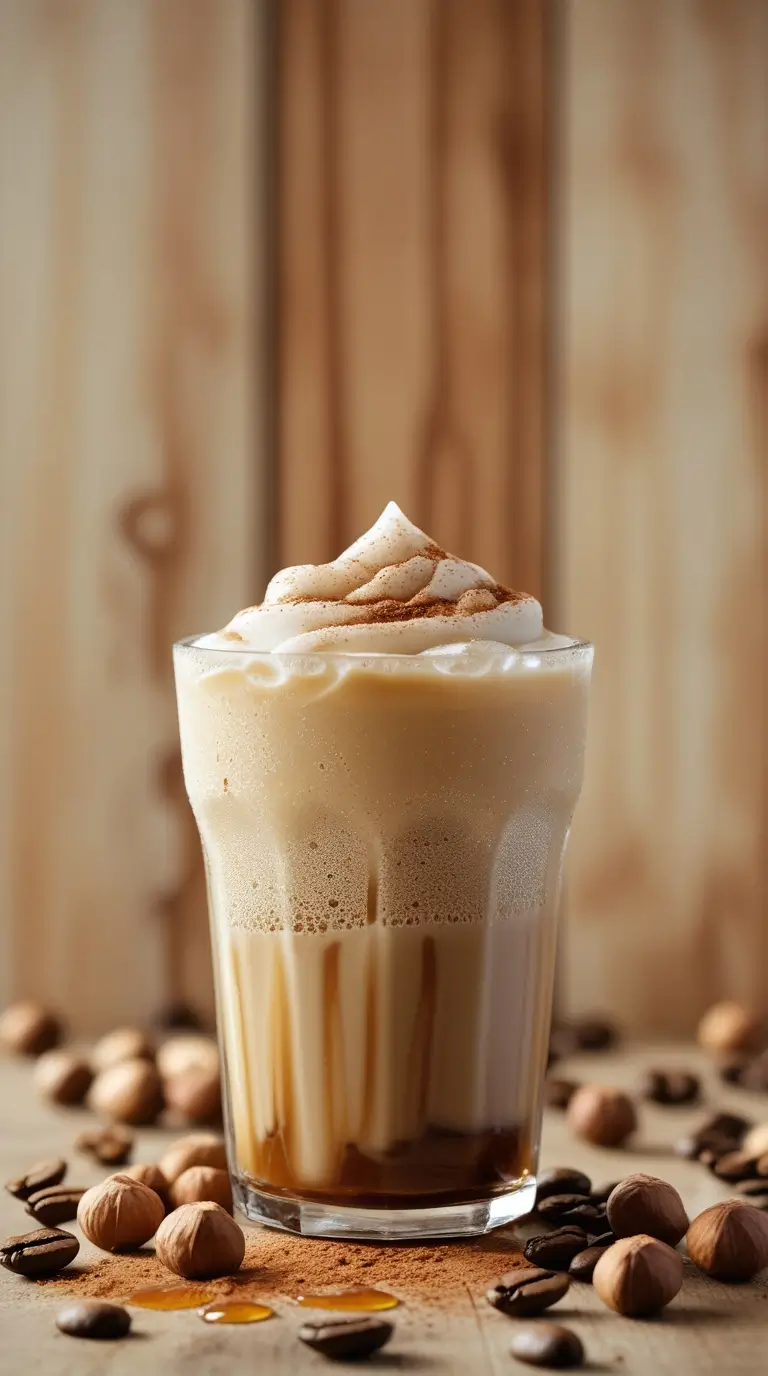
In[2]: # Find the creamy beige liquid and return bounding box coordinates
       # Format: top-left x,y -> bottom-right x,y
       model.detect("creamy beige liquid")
176,644 -> 591,1210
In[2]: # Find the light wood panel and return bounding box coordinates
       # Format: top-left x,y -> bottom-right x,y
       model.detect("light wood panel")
277,0 -> 552,600
560,0 -> 768,1032
0,0 -> 264,1030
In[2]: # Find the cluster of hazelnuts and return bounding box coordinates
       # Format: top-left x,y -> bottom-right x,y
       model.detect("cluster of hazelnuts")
77,1133 -> 245,1280
0,1001 -> 221,1129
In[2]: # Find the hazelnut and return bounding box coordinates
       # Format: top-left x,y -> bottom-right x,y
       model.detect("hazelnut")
606,1174 -> 688,1247
88,1059 -> 164,1126
686,1200 -> 768,1282
77,1174 -> 165,1251
91,1027 -> 155,1072
170,1166 -> 233,1213
743,1122 -> 768,1159
33,1050 -> 93,1106
697,1001 -> 762,1056
157,1035 -> 219,1081
120,1164 -> 170,1209
155,1201 -> 244,1279
567,1085 -> 637,1147
593,1235 -> 683,1316
164,1067 -> 222,1126
0,1002 -> 62,1056
159,1133 -> 227,1184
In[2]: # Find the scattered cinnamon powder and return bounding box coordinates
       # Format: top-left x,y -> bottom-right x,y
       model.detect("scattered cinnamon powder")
39,1227 -> 527,1308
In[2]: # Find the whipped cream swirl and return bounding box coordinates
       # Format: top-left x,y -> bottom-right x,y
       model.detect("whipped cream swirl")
201,503 -> 543,654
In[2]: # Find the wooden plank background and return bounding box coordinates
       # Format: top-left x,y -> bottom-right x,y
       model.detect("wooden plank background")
0,0 -> 765,1033
559,0 -> 768,1033
0,0 -> 264,1030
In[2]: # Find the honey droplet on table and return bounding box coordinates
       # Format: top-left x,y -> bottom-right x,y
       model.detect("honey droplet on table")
128,1285 -> 216,1311
295,1288 -> 399,1312
199,1301 -> 274,1325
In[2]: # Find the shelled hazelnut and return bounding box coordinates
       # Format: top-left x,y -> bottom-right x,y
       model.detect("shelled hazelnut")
159,1134 -> 227,1184
157,1035 -> 218,1081
155,1202 -> 244,1279
567,1085 -> 637,1147
593,1235 -> 683,1316
743,1123 -> 768,1160
0,1002 -> 62,1057
170,1166 -> 232,1213
34,1051 -> 93,1106
697,1001 -> 762,1056
88,1059 -> 164,1126
78,1175 -> 165,1252
91,1028 -> 155,1073
686,1200 -> 768,1282
606,1175 -> 688,1247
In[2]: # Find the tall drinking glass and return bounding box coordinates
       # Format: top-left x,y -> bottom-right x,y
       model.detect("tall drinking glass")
174,638 -> 592,1239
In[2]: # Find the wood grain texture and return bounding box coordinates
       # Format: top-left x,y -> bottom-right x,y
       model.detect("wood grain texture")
2,1044 -> 768,1374
559,0 -> 768,1032
0,0 -> 262,1029
277,0 -> 552,599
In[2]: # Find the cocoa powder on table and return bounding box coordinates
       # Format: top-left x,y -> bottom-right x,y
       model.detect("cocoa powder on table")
39,1226 -> 527,1306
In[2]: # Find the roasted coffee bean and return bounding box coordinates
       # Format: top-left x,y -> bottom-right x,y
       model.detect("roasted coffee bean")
734,1177 -> 768,1197
535,1169 -> 591,1206
588,1181 -> 621,1206
538,1195 -> 604,1229
486,1266 -> 570,1318
569,1016 -> 618,1052
154,1002 -> 205,1032
298,1317 -> 394,1361
588,1230 -> 616,1248
26,1186 -> 85,1226
568,1245 -> 610,1282
676,1131 -> 738,1163
56,1301 -> 131,1341
75,1128 -> 133,1166
719,1058 -> 748,1085
639,1069 -> 700,1106
5,1158 -> 67,1202
545,1079 -> 580,1110
712,1150 -> 760,1183
699,1112 -> 752,1142
510,1322 -> 584,1369
0,1227 -> 79,1277
524,1227 -> 588,1270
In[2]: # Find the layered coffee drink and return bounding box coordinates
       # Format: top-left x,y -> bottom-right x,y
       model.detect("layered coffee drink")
174,504 -> 592,1237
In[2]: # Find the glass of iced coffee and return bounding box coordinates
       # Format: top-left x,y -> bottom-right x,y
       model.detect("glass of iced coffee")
174,504 -> 592,1239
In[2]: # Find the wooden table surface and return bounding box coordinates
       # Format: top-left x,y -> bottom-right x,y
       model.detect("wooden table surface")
1,1043 -> 767,1375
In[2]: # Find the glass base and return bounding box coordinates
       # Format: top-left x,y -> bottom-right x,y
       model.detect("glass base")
233,1173 -> 537,1241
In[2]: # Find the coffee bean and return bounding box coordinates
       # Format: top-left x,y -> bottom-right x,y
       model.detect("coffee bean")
538,1195 -> 604,1229
545,1079 -> 580,1110
298,1317 -> 393,1361
486,1266 -> 570,1317
734,1177 -> 768,1198
699,1112 -> 752,1142
639,1069 -> 700,1105
154,1002 -> 205,1032
0,1227 -> 79,1277
588,1230 -> 616,1248
588,1181 -> 621,1206
569,1016 -> 618,1052
5,1158 -> 67,1201
26,1186 -> 85,1226
719,1058 -> 748,1085
56,1301 -> 131,1341
535,1169 -> 591,1206
712,1150 -> 760,1182
568,1245 -> 610,1282
510,1322 -> 584,1369
75,1128 -> 133,1166
524,1227 -> 588,1270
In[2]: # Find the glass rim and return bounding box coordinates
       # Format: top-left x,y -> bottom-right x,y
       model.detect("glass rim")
173,634 -> 593,661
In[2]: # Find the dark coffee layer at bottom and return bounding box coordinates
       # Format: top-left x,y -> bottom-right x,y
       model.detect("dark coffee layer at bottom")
237,1124 -> 532,1210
